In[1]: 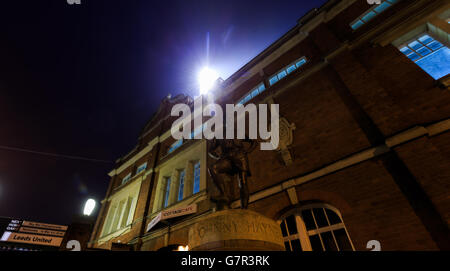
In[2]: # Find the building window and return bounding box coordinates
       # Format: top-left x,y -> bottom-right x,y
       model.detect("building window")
350,0 -> 400,30
168,139 -> 183,154
189,123 -> 208,139
136,162 -> 147,175
163,177 -> 171,208
103,204 -> 116,235
280,204 -> 354,251
237,83 -> 266,105
102,196 -> 136,236
193,161 -> 201,194
121,173 -> 132,185
269,57 -> 307,86
120,197 -> 134,228
280,215 -> 303,251
178,170 -> 185,201
398,33 -> 450,79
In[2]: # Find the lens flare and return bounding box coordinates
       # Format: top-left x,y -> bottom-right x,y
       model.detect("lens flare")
198,67 -> 218,95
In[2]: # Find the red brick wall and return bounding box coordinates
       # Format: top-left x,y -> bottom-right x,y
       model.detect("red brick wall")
92,0 -> 450,250
395,134 -> 450,226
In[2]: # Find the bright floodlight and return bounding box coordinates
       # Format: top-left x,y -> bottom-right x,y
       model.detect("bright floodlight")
198,67 -> 218,94
83,199 -> 96,216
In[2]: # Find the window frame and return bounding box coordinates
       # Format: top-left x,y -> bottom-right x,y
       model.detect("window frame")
102,194 -> 137,237
350,0 -> 401,31
163,177 -> 171,208
236,82 -> 266,105
193,161 -> 201,195
121,173 -> 132,185
397,31 -> 448,63
279,203 -> 355,251
396,29 -> 450,80
168,139 -> 183,154
268,56 -> 307,87
178,170 -> 185,201
136,162 -> 147,175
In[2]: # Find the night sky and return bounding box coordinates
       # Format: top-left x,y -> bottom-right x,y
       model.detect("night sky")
0,0 -> 327,225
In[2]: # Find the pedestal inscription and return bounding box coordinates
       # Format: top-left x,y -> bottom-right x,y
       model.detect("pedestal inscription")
188,209 -> 284,250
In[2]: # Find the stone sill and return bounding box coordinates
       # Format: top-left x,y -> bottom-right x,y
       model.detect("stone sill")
95,225 -> 132,245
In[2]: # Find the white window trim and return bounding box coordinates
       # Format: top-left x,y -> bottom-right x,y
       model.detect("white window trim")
397,31 -> 448,63
152,141 -> 207,213
279,203 -> 355,251
101,178 -> 141,238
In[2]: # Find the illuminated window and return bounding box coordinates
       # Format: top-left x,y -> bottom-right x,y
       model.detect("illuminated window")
193,162 -> 201,194
398,33 -> 450,79
163,177 -> 171,208
189,123 -> 208,139
136,162 -> 147,175
350,0 -> 400,30
280,204 -> 354,251
268,57 -> 307,87
237,83 -> 266,105
121,173 -> 131,185
101,173 -> 143,236
103,204 -> 116,235
168,139 -> 183,154
178,170 -> 185,201
102,195 -> 137,236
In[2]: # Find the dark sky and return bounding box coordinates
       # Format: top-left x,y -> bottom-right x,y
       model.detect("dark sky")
0,0 -> 327,225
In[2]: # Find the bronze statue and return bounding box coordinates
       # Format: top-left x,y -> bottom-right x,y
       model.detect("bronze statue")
207,138 -> 257,209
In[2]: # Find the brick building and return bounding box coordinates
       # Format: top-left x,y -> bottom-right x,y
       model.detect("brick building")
88,0 -> 450,251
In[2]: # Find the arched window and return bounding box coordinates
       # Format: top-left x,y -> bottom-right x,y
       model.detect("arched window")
279,203 -> 355,251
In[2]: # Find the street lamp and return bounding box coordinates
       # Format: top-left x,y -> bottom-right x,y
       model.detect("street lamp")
83,199 -> 96,216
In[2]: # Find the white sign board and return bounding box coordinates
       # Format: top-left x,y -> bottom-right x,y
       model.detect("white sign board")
146,213 -> 162,232
161,204 -> 197,220
146,204 -> 197,232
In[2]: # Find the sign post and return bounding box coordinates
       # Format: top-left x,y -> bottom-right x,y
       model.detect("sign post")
0,218 -> 67,248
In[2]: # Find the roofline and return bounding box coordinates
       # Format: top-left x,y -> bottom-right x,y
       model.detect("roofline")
221,0 -> 340,88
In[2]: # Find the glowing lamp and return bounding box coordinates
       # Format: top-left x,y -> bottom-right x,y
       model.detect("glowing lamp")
198,67 -> 218,95
177,245 -> 189,251
83,199 -> 96,216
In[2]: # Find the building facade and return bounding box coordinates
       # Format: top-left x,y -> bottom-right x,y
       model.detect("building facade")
89,0 -> 450,251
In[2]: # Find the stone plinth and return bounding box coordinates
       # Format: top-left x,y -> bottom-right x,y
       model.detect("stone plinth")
188,209 -> 284,251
